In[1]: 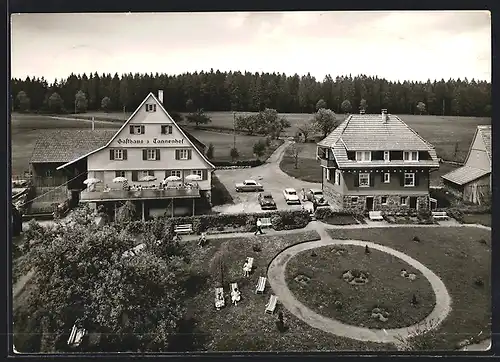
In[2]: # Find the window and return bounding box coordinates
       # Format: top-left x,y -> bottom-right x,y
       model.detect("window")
169,170 -> 181,178
141,170 -> 154,177
400,196 -> 408,206
114,149 -> 124,160
403,151 -> 419,161
359,173 -> 370,187
383,172 -> 391,183
146,103 -> 156,112
404,173 -> 415,187
326,169 -> 331,181
381,196 -> 388,205
192,170 -> 203,177
115,171 -> 125,178
351,196 -> 358,203
335,170 -> 341,185
161,125 -> 173,134
131,125 -> 144,134
355,151 -> 371,162
146,149 -> 157,161
45,169 -> 53,177
178,149 -> 189,160
384,151 -> 390,162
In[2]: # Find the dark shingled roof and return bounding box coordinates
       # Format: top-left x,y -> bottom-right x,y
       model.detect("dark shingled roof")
30,129 -> 117,164
30,127 -> 207,164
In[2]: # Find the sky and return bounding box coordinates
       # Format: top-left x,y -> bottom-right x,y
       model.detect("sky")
11,11 -> 491,83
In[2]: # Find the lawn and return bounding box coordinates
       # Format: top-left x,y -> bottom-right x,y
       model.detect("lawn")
179,230 -> 395,351
10,113 -> 278,175
326,227 -> 491,350
286,244 -> 436,329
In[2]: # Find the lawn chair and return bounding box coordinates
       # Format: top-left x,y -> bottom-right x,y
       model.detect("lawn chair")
265,295 -> 278,314
230,282 -> 241,306
243,257 -> 254,277
215,287 -> 225,310
67,324 -> 86,347
255,276 -> 266,294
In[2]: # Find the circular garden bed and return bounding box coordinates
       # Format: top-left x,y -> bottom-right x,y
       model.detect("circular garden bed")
285,244 -> 437,329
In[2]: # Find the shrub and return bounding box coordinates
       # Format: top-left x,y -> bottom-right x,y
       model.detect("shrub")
245,216 -> 257,232
252,243 -> 262,252
271,214 -> 283,231
477,238 -> 488,245
474,277 -> 484,287
412,236 -> 420,242
212,159 -> 264,168
192,218 -> 203,234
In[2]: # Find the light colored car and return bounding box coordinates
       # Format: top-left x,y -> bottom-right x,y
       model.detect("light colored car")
235,179 -> 264,192
306,188 -> 328,206
283,188 -> 301,204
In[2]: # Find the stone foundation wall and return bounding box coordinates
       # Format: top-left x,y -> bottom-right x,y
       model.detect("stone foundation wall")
342,195 -> 429,213
323,183 -> 343,207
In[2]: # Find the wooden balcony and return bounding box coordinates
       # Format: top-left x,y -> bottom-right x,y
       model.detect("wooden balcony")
80,184 -> 201,202
319,158 -> 336,168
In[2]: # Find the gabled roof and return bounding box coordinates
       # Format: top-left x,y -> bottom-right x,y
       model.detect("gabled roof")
30,129 -> 117,164
318,113 -> 439,168
465,125 -> 491,166
441,165 -> 490,185
56,93 -> 215,170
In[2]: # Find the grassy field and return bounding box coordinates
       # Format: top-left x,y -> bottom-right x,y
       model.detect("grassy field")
10,114 -> 278,175
286,245 -> 436,329
326,227 -> 491,350
178,230 -> 395,351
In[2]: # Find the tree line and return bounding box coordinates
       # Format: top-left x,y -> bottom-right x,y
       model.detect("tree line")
11,70 -> 491,117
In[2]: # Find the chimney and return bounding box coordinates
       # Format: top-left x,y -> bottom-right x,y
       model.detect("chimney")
381,109 -> 388,123
91,117 -> 95,130
158,90 -> 164,104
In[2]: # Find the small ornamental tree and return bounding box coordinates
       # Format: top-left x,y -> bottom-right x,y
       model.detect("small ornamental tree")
230,147 -> 239,162
253,140 -> 266,160
206,143 -> 215,159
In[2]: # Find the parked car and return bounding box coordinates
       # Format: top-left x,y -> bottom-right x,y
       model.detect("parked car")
258,192 -> 277,210
235,179 -> 264,192
306,188 -> 328,206
283,188 -> 301,204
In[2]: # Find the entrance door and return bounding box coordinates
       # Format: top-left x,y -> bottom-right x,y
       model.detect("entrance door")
365,197 -> 374,211
409,197 -> 417,209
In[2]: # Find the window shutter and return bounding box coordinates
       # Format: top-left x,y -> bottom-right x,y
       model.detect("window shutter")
187,150 -> 192,160
369,173 -> 374,187
400,173 -> 405,186
202,170 -> 208,180
142,150 -> 147,160
123,150 -> 127,160
156,149 -> 161,160
161,125 -> 165,134
141,125 -> 145,134
381,173 -> 385,183
129,125 -> 134,134
354,173 -> 359,187
132,171 -> 138,181
175,150 -> 180,160
110,150 -> 115,160
415,173 -> 419,186
169,126 -> 173,134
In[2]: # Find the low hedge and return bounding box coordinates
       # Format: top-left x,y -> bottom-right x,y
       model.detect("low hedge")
163,209 -> 311,234
435,205 -> 491,224
314,208 -> 365,224
212,159 -> 264,168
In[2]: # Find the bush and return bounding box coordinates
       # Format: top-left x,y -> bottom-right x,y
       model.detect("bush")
125,220 -> 145,235
212,159 -> 264,168
192,218 -> 203,234
245,216 -> 257,232
412,236 -> 421,242
252,243 -> 262,252
474,277 -> 484,287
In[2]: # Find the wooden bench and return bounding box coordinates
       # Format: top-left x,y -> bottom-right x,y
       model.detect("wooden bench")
432,211 -> 449,220
255,276 -> 266,294
258,218 -> 272,228
265,295 -> 278,314
122,243 -> 146,258
369,211 -> 384,221
174,224 -> 193,234
67,324 -> 86,347
215,287 -> 225,310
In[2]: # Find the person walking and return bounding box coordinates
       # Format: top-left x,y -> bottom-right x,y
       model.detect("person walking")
255,219 -> 264,235
301,188 -> 306,201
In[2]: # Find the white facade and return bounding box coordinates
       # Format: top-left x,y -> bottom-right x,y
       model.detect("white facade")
86,93 -> 214,191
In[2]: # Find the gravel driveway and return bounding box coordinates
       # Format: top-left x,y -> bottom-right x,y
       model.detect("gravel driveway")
213,141 -> 324,214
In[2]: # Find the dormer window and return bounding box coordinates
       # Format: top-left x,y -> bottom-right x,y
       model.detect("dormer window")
384,151 -> 390,162
355,151 -> 371,162
403,151 -> 419,162
146,103 -> 157,112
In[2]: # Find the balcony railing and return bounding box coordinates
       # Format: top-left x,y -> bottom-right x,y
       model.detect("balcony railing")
80,183 -> 201,202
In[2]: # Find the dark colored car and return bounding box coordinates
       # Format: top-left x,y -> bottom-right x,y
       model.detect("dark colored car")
258,192 -> 277,210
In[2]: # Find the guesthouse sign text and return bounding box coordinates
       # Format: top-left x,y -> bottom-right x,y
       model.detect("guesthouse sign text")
117,138 -> 185,145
